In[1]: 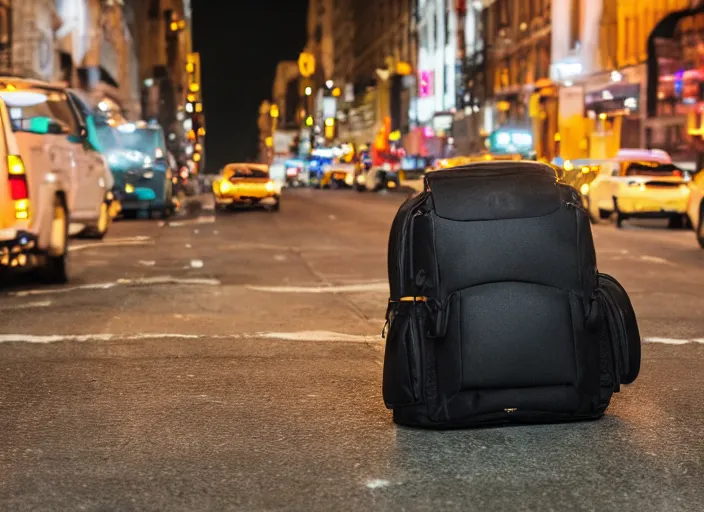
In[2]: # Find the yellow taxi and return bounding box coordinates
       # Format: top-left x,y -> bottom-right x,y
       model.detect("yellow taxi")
212,163 -> 281,212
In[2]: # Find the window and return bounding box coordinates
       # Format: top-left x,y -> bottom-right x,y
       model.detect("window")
2,89 -> 79,135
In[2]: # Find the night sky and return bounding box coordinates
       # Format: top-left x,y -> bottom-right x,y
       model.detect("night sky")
192,1 -> 308,171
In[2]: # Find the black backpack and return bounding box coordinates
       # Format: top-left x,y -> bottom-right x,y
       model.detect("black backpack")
382,162 -> 641,429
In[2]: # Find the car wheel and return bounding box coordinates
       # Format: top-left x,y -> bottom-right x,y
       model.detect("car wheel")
270,200 -> 280,212
81,201 -> 110,239
615,213 -> 626,228
598,209 -> 611,220
697,205 -> 704,249
40,196 -> 69,284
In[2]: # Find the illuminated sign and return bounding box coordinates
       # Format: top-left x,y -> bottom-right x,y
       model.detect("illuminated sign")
419,70 -> 433,98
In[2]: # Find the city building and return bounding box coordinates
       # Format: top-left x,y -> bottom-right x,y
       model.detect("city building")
645,1 -> 704,168
484,0 -> 555,160
305,0 -> 334,85
451,0 -> 489,155
272,61 -> 302,130
344,0 -> 414,154
549,0 -> 698,163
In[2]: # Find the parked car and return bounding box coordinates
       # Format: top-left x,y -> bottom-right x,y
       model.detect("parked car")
686,170 -> 704,248
558,149 -> 689,228
95,120 -> 174,219
0,77 -> 115,242
0,98 -> 69,282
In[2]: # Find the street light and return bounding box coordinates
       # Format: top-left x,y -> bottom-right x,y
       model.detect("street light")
304,86 -> 312,96
305,116 -> 314,126
326,80 -> 333,89
270,104 -> 279,118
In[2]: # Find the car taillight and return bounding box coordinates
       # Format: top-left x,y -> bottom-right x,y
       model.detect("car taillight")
7,154 -> 30,219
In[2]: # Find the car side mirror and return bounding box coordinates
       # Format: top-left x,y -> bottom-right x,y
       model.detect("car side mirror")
67,127 -> 88,144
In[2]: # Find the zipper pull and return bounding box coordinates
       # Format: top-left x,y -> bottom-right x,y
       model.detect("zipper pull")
381,319 -> 389,339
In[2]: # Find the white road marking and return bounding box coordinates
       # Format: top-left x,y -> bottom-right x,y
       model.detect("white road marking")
273,254 -> 287,262
255,331 -> 381,343
639,255 -> 671,265
138,260 -> 156,266
0,333 -> 207,344
168,217 -> 215,227
645,337 -> 691,345
185,243 -> 192,248
246,282 -> 388,294
365,479 -> 391,489
69,236 -> 153,252
10,276 -> 221,297
328,214 -> 337,220
190,259 -> 204,268
0,300 -> 53,310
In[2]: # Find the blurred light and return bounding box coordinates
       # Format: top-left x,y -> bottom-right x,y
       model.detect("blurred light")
305,116 -> 314,126
473,105 -> 479,112
168,133 -> 176,141
472,0 -> 482,9
326,80 -> 334,88
332,87 -> 341,97
265,136 -> 273,147
611,70 -> 623,82
193,153 -> 201,162
176,111 -> 185,121
98,101 -> 108,111
187,129 -> 196,140
186,62 -> 195,73
324,117 -> 335,127
564,160 -> 574,171
265,181 -> 275,192
187,93 -> 196,102
189,83 -> 200,93
304,86 -> 312,96
599,113 -> 607,120
564,80 -> 573,87
389,130 -> 401,141
519,22 -> 528,31
170,21 -> 179,31
178,20 -> 186,29
270,104 -> 279,118
602,90 -> 613,100
185,103 -> 193,113
624,97 -> 637,109
195,102 -> 203,113
195,143 -> 202,152
117,123 -> 136,133
144,78 -> 154,87
447,137 -> 455,145
580,183 -> 590,195
496,132 -> 510,145
155,148 -> 164,158
197,127 -> 206,136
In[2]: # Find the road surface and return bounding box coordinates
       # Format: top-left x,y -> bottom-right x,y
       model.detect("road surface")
0,189 -> 702,511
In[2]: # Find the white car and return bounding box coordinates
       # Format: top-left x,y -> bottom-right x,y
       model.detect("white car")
564,149 -> 688,228
0,78 -> 115,241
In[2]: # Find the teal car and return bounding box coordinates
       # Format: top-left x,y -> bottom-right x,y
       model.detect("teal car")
95,121 -> 174,219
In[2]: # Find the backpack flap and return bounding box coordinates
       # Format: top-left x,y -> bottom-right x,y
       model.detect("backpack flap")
595,273 -> 641,386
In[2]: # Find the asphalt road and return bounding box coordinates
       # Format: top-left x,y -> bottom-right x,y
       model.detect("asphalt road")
0,188 -> 703,511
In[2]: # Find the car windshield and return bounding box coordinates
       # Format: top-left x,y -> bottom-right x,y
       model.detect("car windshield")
95,125 -> 162,156
624,162 -> 683,177
225,166 -> 268,179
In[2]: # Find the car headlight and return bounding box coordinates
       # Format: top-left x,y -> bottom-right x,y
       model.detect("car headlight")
142,171 -> 154,179
265,181 -> 275,192
219,181 -> 233,193
580,183 -> 589,195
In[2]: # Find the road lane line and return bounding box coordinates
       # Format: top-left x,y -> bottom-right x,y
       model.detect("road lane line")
246,282 -> 388,294
639,255 -> 672,265
168,216 -> 215,227
644,337 -> 692,345
138,260 -> 156,266
0,300 -> 53,310
190,260 -> 204,268
365,479 -> 391,489
9,276 -> 221,297
254,331 -> 381,343
70,236 -> 153,252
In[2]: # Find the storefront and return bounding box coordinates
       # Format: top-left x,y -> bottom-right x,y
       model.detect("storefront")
646,5 -> 704,168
